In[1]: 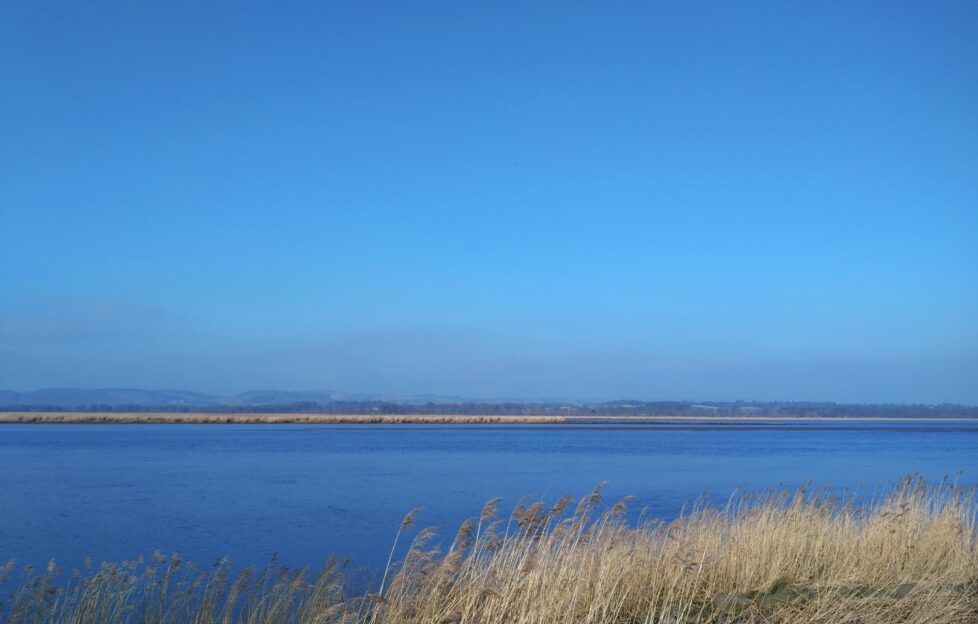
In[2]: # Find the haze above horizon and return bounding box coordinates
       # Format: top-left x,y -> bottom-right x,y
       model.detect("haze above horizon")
1,2 -> 976,403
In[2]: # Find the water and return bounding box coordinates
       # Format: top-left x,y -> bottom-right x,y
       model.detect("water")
2,421 -> 977,574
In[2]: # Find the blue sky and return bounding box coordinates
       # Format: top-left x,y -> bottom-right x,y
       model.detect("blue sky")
2,1 -> 976,402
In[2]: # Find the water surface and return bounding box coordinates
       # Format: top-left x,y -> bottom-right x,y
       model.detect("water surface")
1,421 -> 976,573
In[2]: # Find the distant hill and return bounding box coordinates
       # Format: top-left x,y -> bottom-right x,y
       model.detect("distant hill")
0,388 -> 340,407
0,388 -> 465,411
2,388 -> 220,407
1,388 -> 976,418
220,390 -> 339,406
0,387 -> 460,409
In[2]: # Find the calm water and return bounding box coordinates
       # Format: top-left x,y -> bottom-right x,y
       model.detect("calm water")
2,422 -> 977,574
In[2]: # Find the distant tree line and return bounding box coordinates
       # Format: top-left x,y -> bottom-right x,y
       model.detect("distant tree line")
2,400 -> 977,418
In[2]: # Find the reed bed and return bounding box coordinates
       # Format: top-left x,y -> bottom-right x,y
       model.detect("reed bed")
5,413 -> 976,426
0,413 -> 566,425
3,475 -> 976,623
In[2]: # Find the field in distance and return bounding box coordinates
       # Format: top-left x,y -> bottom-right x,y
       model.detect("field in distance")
3,412 -> 978,424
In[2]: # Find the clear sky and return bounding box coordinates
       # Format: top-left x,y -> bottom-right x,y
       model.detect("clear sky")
2,1 -> 976,403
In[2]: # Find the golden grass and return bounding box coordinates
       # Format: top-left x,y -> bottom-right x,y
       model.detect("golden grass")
3,412 -> 976,425
0,412 -> 566,424
3,476 -> 976,623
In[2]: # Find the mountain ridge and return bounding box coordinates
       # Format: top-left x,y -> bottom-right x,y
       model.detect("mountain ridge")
0,387 -> 478,407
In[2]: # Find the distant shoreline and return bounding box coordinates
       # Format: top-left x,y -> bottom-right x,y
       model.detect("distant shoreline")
3,411 -> 978,424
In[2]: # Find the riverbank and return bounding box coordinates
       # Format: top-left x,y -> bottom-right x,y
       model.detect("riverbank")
0,412 -> 566,424
4,411 -> 978,424
3,476 -> 976,623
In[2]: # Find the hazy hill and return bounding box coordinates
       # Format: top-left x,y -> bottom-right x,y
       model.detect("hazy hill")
2,388 -> 219,407
0,388 -> 475,408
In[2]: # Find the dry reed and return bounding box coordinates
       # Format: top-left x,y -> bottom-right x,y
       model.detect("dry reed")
0,413 -> 565,425
2,475 -> 976,623
4,413 -> 975,425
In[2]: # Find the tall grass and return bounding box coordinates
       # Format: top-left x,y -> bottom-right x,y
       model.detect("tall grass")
3,475 -> 976,623
5,413 -> 976,425
0,413 -> 565,424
